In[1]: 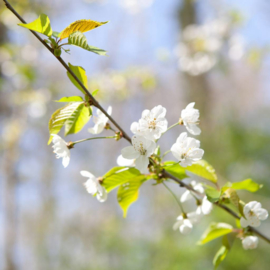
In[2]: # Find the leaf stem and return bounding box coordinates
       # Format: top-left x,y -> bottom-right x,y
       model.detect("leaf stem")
73,136 -> 116,145
163,182 -> 185,213
162,150 -> 171,159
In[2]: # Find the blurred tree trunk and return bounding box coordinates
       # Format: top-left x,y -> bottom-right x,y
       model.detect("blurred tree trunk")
3,142 -> 18,270
178,0 -> 212,119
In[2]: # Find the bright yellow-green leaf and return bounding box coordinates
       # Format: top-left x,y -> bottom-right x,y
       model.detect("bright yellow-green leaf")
55,96 -> 84,102
117,177 -> 146,218
18,14 -> 53,37
103,167 -> 144,193
65,103 -> 91,135
163,161 -> 187,180
68,31 -> 107,55
67,63 -> 88,95
198,223 -> 233,245
213,236 -> 231,269
48,104 -> 71,144
186,160 -> 218,183
205,186 -> 221,203
225,179 -> 262,192
59,19 -> 108,40
48,102 -> 90,144
221,188 -> 239,208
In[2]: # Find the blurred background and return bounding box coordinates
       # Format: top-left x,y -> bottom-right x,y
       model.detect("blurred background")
1,0 -> 270,269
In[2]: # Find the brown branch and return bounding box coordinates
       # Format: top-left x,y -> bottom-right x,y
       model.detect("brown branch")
3,0 -> 131,143
4,0 -> 270,245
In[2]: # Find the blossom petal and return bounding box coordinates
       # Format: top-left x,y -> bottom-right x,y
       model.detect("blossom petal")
180,219 -> 193,234
121,146 -> 140,159
135,155 -> 149,174
240,217 -> 250,228
186,123 -> 201,135
80,170 -> 95,179
256,209 -> 268,221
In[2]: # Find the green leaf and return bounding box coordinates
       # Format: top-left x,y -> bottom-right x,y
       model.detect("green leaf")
67,63 -> 89,95
117,177 -> 146,217
186,160 -> 217,183
205,186 -> 221,203
163,161 -> 187,180
52,31 -> 60,38
213,236 -> 231,269
92,89 -> 99,96
18,14 -> 53,37
224,179 -> 262,193
103,167 -> 144,193
55,96 -> 84,102
48,102 -> 91,144
198,223 -> 233,245
65,103 -> 91,135
68,31 -> 107,55
220,188 -> 239,208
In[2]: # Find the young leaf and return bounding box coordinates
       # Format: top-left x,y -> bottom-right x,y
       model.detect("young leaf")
59,19 -> 108,40
163,161 -> 187,180
205,186 -> 221,203
92,89 -> 99,96
225,179 -> 262,192
198,223 -> 233,245
68,31 -> 107,55
103,167 -> 144,193
213,236 -> 231,269
55,96 -> 84,102
48,102 -> 90,144
52,31 -> 60,38
221,188 -> 239,208
186,160 -> 218,183
67,63 -> 88,95
65,103 -> 91,135
18,14 -> 53,37
117,177 -> 146,218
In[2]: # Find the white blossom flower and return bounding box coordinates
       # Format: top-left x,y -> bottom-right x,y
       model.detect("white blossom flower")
180,181 -> 204,202
88,106 -> 112,134
242,236 -> 258,250
117,155 -> 135,167
52,134 -> 70,168
196,196 -> 213,215
240,201 -> 268,228
173,211 -> 201,234
121,135 -> 156,173
180,102 -> 201,135
180,181 -> 213,215
80,171 -> 107,202
131,105 -> 168,141
171,132 -> 204,167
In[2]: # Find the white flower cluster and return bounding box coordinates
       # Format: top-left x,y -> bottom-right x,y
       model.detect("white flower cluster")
51,102 -> 203,202
121,103 -> 203,173
239,201 -> 268,250
175,18 -> 245,76
173,181 -> 213,234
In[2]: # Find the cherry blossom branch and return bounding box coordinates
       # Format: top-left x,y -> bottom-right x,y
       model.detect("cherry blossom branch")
4,0 -> 270,245
3,0 -> 131,143
162,170 -> 270,244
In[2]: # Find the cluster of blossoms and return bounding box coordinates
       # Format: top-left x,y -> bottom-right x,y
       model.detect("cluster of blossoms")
173,181 -> 213,234
50,102 -> 268,251
175,18 -> 245,76
240,201 -> 268,250
121,102 -> 203,172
